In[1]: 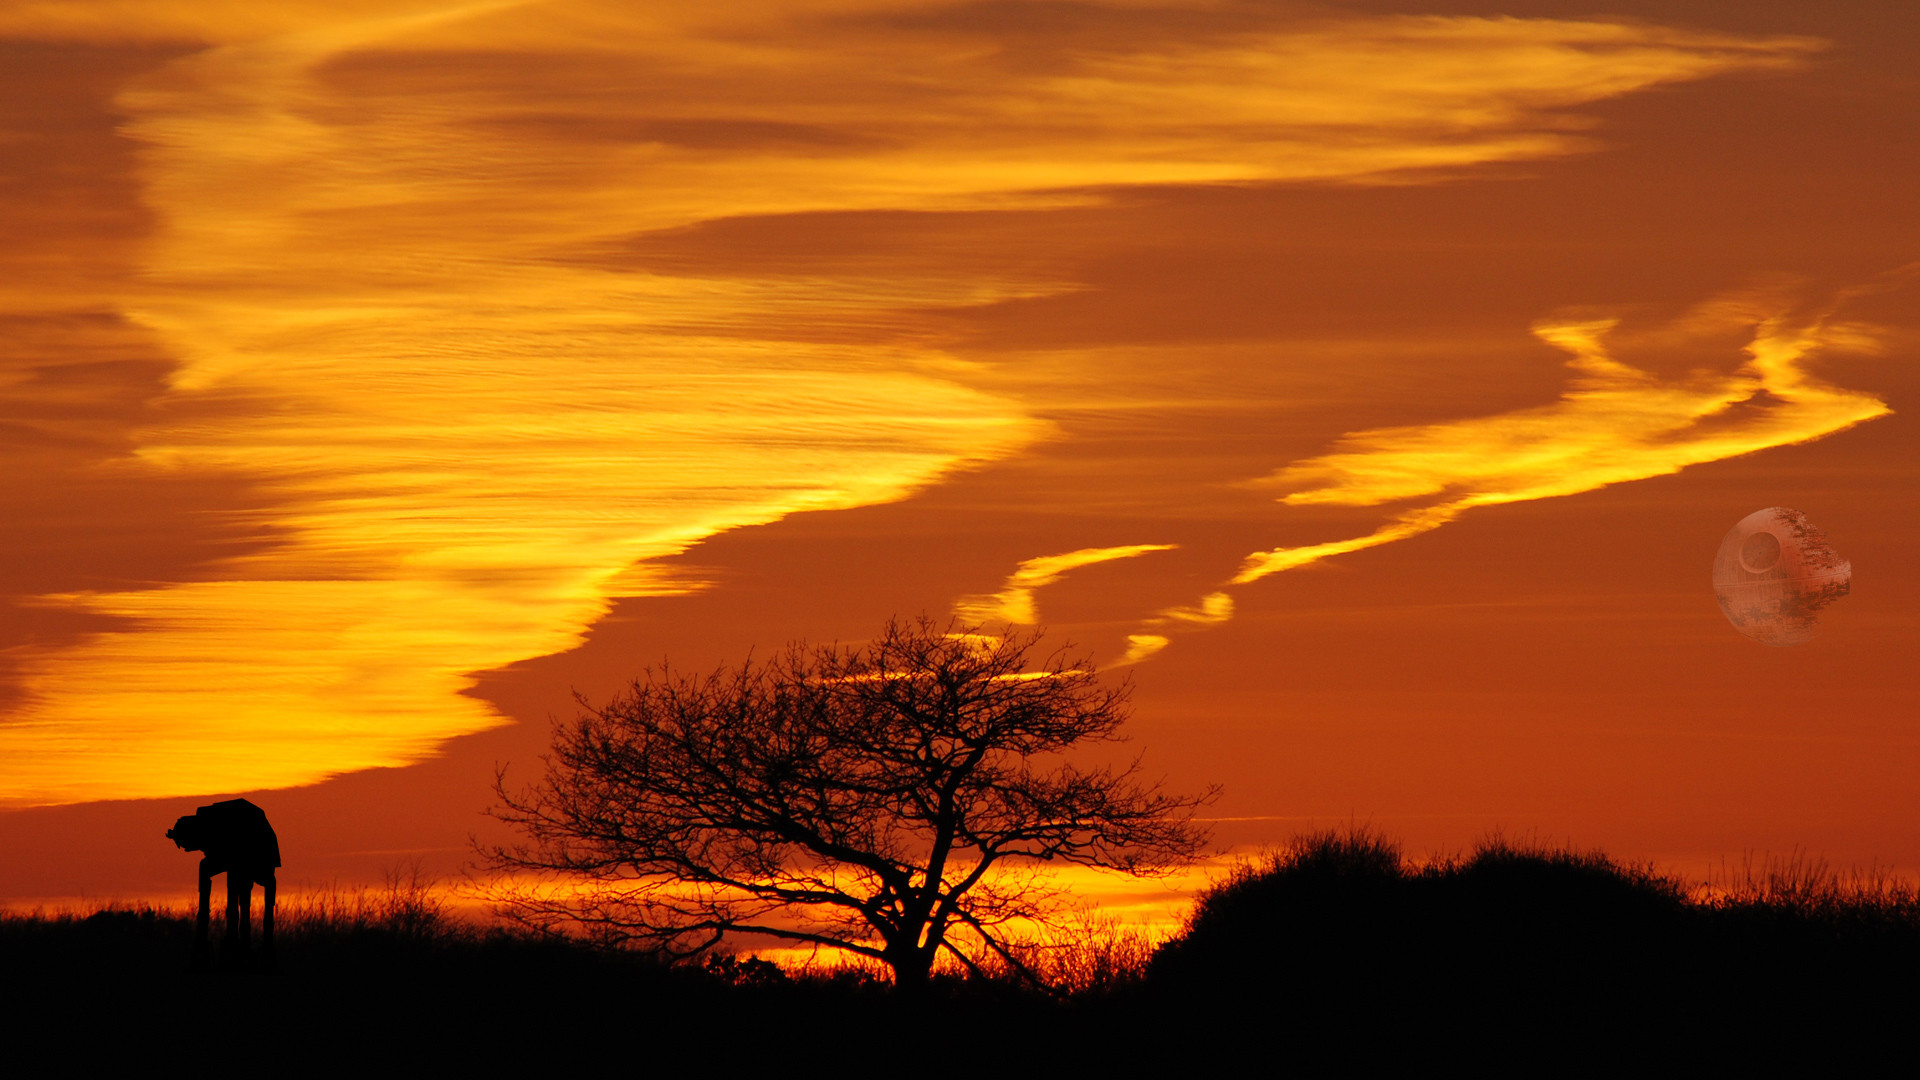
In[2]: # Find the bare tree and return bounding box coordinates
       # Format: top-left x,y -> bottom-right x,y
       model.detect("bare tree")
482,616 -> 1216,989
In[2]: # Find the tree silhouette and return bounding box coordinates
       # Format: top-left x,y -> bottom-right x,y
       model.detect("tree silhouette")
483,617 -> 1215,989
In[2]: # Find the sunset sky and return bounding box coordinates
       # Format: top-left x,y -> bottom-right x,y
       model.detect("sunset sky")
2,0 -> 1915,921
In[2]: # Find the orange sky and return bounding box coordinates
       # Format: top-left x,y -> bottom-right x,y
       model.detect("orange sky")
2,1 -> 1915,917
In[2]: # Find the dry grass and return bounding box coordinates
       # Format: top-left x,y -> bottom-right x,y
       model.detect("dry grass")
1700,850 -> 1920,930
273,859 -> 457,941
728,902 -> 1163,994
0,860 -> 479,970
13,833 -> 1920,1003
974,904 -> 1162,994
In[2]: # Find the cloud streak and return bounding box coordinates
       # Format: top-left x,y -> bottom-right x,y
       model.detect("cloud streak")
0,2 -> 1830,804
1236,307 -> 1891,584
1094,289 -> 1894,662
956,544 -> 1177,626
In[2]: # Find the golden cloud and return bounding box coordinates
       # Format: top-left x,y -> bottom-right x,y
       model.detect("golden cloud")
956,544 -> 1177,626
1094,288 -> 1895,665
0,1 -> 1831,804
1235,305 -> 1890,586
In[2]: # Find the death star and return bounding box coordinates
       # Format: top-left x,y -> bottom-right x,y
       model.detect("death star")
1711,507 -> 1850,646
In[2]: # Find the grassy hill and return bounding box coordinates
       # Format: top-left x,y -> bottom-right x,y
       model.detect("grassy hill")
7,832 -> 1915,1073
1142,830 -> 1919,1071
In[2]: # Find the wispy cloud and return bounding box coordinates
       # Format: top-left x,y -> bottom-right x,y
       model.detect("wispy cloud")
1102,287 -> 1895,661
1237,305 -> 1890,583
0,2 -> 1829,804
956,544 -> 1176,626
1118,590 -> 1234,667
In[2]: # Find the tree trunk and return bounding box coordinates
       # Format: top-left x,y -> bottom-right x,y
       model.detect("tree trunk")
886,943 -> 935,995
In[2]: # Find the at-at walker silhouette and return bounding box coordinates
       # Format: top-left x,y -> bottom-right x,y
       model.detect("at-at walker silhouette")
167,798 -> 280,970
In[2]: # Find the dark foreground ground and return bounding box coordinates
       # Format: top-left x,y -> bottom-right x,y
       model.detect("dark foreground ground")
6,833 -> 1916,1076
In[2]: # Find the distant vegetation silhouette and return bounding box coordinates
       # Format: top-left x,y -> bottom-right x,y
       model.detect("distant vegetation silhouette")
166,797 -> 280,971
8,830 -> 1918,1069
483,616 -> 1216,990
1145,828 -> 1920,1070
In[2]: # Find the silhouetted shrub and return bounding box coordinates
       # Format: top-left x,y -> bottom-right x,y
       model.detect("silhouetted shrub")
704,952 -> 789,986
1138,828 -> 1920,1071
1164,826 -> 1402,959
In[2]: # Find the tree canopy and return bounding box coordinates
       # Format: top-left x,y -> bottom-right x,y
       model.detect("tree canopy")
483,617 -> 1215,987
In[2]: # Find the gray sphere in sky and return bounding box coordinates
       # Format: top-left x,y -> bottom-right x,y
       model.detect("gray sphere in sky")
1712,507 -> 1850,646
